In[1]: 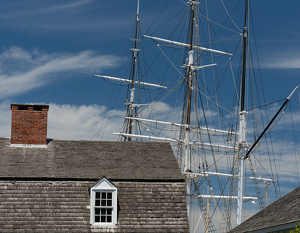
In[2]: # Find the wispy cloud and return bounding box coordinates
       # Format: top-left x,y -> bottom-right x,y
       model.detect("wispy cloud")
36,0 -> 95,15
0,0 -> 133,32
0,46 -> 119,99
0,0 -> 94,19
261,51 -> 300,69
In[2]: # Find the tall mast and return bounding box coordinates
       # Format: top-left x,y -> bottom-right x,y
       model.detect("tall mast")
185,0 -> 197,227
237,0 -> 248,225
96,0 -> 167,141
127,0 -> 140,141
185,0 -> 196,171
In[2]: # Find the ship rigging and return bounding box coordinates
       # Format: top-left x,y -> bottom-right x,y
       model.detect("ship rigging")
96,1 -> 300,232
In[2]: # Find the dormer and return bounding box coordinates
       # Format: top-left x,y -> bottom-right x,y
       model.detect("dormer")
90,177 -> 117,226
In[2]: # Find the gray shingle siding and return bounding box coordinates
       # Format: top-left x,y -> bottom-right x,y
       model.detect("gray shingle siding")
0,180 -> 189,232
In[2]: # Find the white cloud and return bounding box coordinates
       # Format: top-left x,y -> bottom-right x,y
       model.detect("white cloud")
0,100 -> 12,137
0,101 -> 125,141
0,0 -> 94,18
0,46 -> 119,99
48,103 -> 125,140
261,51 -> 300,69
36,1 -> 95,15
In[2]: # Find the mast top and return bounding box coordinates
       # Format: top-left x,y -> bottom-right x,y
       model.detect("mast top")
188,0 -> 199,5
136,0 -> 140,21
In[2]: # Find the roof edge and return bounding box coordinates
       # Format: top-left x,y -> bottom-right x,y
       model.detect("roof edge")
0,177 -> 185,182
248,221 -> 298,233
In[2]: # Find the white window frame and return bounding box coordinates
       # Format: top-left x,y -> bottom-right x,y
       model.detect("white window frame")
90,177 -> 117,226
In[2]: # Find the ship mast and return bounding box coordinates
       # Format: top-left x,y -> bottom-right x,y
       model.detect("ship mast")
96,0 -> 166,141
237,0 -> 248,225
107,1 -> 299,231
184,0 -> 197,224
127,0 -> 140,141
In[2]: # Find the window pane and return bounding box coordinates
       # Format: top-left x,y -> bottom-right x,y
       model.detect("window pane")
107,209 -> 112,215
95,216 -> 100,222
96,192 -> 100,199
107,200 -> 112,206
101,208 -> 106,215
101,192 -> 106,199
95,208 -> 100,215
107,192 -> 112,199
95,200 -> 100,206
101,216 -> 106,222
101,200 -> 106,206
107,216 -> 112,222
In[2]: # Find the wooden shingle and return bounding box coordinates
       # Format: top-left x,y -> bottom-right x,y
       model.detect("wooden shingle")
0,138 -> 182,180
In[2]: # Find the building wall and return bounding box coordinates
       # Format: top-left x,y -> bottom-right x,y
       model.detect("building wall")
0,180 -> 189,232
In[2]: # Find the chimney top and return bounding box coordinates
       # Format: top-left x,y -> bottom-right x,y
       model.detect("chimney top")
10,104 -> 49,111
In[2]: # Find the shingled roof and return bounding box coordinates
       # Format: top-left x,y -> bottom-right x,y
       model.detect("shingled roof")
0,137 -> 183,180
228,186 -> 300,233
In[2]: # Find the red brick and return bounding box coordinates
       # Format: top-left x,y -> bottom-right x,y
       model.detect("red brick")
10,104 -> 49,145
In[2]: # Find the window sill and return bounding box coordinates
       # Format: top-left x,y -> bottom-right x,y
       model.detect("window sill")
91,223 -> 117,229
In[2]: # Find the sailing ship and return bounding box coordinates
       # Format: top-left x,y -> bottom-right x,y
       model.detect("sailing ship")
96,1 -> 299,232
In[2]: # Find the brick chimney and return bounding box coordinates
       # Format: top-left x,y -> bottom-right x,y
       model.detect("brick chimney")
11,104 -> 49,145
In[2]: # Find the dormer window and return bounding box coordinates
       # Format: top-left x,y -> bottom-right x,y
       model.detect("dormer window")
90,177 -> 117,226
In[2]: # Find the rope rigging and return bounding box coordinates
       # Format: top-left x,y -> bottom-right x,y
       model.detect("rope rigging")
93,1 -> 300,232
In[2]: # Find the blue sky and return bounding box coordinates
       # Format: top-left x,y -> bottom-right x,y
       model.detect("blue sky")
0,0 -> 299,201
0,0 -> 298,130
0,0 -> 299,229
0,0 -> 296,147
0,0 -> 298,113
0,0 -> 297,165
